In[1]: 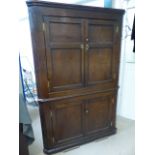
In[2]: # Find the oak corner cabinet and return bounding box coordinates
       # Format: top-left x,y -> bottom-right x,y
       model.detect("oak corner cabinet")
26,1 -> 124,154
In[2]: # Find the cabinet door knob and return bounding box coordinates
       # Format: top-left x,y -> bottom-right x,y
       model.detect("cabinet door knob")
86,44 -> 89,51
80,44 -> 84,50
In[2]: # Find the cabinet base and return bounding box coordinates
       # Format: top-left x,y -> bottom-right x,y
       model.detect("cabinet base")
43,127 -> 116,154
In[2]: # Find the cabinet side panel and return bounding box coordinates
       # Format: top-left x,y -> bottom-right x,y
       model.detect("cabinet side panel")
27,7 -> 49,98
39,103 -> 53,149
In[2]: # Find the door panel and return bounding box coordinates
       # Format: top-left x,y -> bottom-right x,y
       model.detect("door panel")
49,22 -> 81,42
85,94 -> 113,134
51,49 -> 82,89
89,24 -> 114,42
86,20 -> 116,87
44,17 -> 84,93
88,48 -> 113,84
52,100 -> 84,143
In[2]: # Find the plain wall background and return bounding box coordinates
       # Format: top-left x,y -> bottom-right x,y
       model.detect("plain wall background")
114,0 -> 135,120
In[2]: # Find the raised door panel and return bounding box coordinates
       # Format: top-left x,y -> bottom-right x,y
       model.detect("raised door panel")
86,20 -> 117,87
88,48 -> 113,83
44,17 -> 84,93
52,99 -> 84,144
51,49 -> 82,88
89,23 -> 114,42
49,21 -> 81,43
85,94 -> 113,134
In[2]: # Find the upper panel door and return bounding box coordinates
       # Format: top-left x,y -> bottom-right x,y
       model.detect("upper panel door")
43,17 -> 85,93
85,20 -> 118,88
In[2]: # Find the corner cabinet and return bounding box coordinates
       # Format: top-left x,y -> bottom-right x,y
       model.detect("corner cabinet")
26,1 -> 124,154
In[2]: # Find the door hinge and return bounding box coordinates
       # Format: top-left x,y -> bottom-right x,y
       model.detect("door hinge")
52,137 -> 55,143
115,25 -> 119,33
42,22 -> 45,31
111,121 -> 113,126
114,73 -> 116,79
112,97 -> 115,104
50,111 -> 53,118
47,81 -> 50,89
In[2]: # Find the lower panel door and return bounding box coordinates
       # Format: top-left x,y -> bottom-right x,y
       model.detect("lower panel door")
85,93 -> 114,135
52,99 -> 84,144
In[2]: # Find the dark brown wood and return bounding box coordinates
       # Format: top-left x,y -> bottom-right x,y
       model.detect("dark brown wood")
85,95 -> 113,134
44,17 -> 85,92
39,91 -> 116,152
27,1 -> 124,154
87,20 -> 114,85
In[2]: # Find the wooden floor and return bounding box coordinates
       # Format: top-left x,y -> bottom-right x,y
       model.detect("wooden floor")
28,105 -> 135,155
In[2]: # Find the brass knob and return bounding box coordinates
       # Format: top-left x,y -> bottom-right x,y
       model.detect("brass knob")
86,44 -> 89,51
80,44 -> 84,50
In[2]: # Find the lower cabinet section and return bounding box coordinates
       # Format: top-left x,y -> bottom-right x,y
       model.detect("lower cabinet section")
39,91 -> 117,154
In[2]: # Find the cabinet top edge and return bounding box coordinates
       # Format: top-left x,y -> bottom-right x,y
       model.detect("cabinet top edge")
26,0 -> 125,15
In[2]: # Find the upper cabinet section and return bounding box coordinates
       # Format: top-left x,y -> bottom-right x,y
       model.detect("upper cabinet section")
44,17 -> 119,94
27,1 -> 124,98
